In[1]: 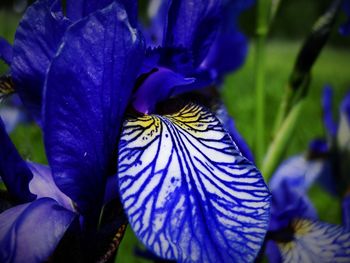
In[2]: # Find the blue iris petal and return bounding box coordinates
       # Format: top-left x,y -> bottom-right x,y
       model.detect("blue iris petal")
322,86 -> 338,137
201,0 -> 254,78
0,37 -> 12,65
11,0 -> 70,123
26,162 -> 73,211
133,67 -> 195,114
43,2 -> 144,216
0,118 -> 35,202
343,196 -> 350,231
66,0 -> 137,26
340,0 -> 350,35
118,103 -> 271,262
269,156 -> 322,230
277,219 -> 350,262
165,0 -> 222,67
215,102 -> 255,162
0,198 -> 76,263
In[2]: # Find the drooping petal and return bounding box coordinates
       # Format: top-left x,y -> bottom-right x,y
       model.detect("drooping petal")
322,86 -> 338,137
0,118 -> 34,202
0,198 -> 76,263
276,219 -> 350,262
44,2 -> 144,216
26,162 -> 73,211
11,0 -> 70,123
118,103 -> 271,262
165,0 -> 222,67
0,37 -> 13,65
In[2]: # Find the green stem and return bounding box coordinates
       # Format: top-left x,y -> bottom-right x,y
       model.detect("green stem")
262,99 -> 306,180
254,0 -> 271,167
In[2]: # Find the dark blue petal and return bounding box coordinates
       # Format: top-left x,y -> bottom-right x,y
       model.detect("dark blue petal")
201,31 -> 248,79
132,67 -> 195,114
118,103 -> 270,262
145,0 -> 170,47
11,0 -> 71,123
308,139 -> 329,155
340,0 -> 350,35
343,195 -> 350,231
214,102 -> 255,162
44,2 -> 144,216
0,106 -> 22,133
0,198 -> 76,263
0,37 -> 12,65
165,0 -> 222,67
0,118 -> 35,202
66,0 -> 138,26
26,162 -> 73,211
265,241 -> 282,263
277,219 -> 350,262
337,91 -> 350,152
322,86 -> 338,137
269,156 -> 321,230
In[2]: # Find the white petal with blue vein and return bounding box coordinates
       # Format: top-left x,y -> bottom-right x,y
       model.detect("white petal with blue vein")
118,103 -> 271,263
278,219 -> 350,263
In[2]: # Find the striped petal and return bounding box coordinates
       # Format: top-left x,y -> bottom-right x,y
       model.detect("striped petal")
277,219 -> 350,262
118,103 -> 271,263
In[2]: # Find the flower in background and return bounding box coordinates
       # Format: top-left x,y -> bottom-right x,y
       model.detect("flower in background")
0,0 -> 270,262
264,86 -> 350,262
340,0 -> 350,35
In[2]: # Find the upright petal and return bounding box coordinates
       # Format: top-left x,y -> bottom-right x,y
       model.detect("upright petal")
66,0 -> 138,26
337,91 -> 350,151
11,0 -> 70,122
165,0 -> 222,67
0,198 -> 76,263
322,86 -> 338,137
0,37 -> 13,65
0,118 -> 34,202
44,2 -> 144,216
118,103 -> 270,262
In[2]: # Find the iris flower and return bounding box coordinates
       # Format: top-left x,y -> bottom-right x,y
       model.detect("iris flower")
0,0 -> 271,262
264,87 -> 350,262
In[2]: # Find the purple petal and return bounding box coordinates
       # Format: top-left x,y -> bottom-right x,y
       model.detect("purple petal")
214,102 -> 255,162
0,37 -> 13,65
0,198 -> 76,263
118,103 -> 270,262
269,156 -> 322,230
201,31 -> 248,79
165,0 -> 222,67
66,0 -> 137,26
0,118 -> 34,202
340,0 -> 350,35
322,86 -> 338,137
145,0 -> 170,47
44,2 -> 144,216
0,106 -> 22,133
11,0 -> 71,123
343,195 -> 350,231
26,162 -> 73,211
337,91 -> 350,151
132,67 -> 195,114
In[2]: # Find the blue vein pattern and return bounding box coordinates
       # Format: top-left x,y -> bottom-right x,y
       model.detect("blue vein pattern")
278,219 -> 350,262
118,103 -> 271,262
